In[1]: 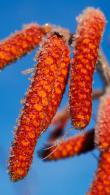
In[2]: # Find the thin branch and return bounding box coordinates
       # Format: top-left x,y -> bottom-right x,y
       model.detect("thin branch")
97,50 -> 110,85
92,90 -> 104,99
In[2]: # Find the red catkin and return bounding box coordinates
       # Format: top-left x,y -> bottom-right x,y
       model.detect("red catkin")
0,23 -> 50,69
87,150 -> 110,195
39,129 -> 95,161
95,87 -> 110,151
8,33 -> 70,181
70,8 -> 106,129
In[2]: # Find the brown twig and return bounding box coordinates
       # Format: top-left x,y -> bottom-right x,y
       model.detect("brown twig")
97,50 -> 110,85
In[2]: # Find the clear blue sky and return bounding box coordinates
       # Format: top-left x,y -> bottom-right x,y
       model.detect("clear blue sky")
0,0 -> 110,195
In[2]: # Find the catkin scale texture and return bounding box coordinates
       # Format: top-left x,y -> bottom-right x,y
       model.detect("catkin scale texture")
40,129 -> 94,161
8,33 -> 70,181
95,88 -> 110,151
87,150 -> 110,195
70,8 -> 106,129
0,24 -> 46,69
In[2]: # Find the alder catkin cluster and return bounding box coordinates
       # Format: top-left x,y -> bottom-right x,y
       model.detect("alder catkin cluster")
0,5 -> 109,195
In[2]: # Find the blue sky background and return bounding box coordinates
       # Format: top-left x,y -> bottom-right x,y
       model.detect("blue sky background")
0,0 -> 110,194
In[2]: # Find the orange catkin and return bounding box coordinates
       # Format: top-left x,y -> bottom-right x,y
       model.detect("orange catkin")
39,129 -> 95,161
8,32 -> 70,181
70,8 -> 106,129
0,23 -> 48,69
87,150 -> 110,195
95,88 -> 110,151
